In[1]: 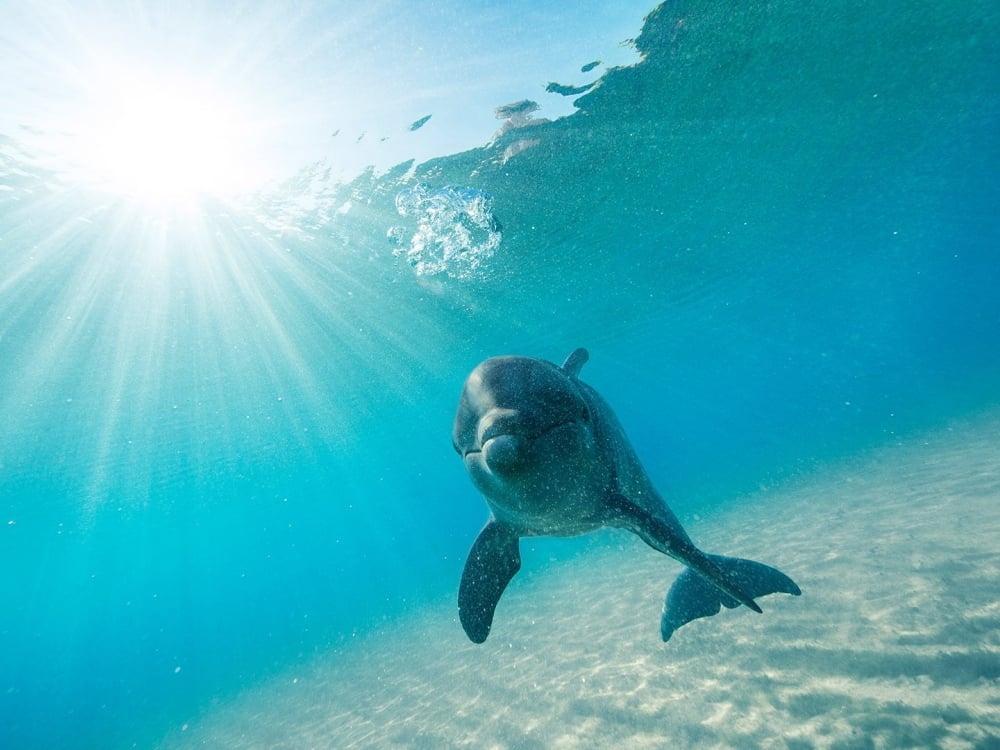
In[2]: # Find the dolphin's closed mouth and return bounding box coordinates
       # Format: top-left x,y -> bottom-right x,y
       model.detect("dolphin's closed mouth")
475,419 -> 579,456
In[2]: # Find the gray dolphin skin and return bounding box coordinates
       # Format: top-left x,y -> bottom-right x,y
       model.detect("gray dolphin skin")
453,347 -> 801,643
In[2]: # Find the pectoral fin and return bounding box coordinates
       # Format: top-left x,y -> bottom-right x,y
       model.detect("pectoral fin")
458,519 -> 521,643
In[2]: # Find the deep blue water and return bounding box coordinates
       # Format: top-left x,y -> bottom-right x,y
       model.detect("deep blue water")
1,1 -> 998,748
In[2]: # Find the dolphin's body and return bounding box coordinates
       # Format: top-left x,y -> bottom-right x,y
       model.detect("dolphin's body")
453,347 -> 800,643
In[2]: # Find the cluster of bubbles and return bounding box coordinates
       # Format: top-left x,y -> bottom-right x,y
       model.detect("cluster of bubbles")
388,183 -> 502,279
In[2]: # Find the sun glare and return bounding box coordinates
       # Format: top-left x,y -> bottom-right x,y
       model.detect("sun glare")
74,68 -> 264,203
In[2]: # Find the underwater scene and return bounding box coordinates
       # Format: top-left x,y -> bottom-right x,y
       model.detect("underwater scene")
1,1 -> 998,748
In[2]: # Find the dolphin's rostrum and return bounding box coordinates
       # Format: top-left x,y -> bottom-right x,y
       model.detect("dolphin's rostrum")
453,348 -> 801,643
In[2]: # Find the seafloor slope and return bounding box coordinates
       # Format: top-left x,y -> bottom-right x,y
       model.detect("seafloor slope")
160,410 -> 1000,749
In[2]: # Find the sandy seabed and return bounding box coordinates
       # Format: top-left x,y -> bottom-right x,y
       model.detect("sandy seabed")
160,412 -> 1000,750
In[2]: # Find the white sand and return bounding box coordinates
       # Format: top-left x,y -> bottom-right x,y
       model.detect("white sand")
159,411 -> 1000,749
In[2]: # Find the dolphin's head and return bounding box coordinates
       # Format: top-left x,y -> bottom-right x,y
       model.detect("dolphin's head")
453,353 -> 604,524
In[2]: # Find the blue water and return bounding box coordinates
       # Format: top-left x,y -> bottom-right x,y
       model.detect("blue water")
1,1 -> 998,748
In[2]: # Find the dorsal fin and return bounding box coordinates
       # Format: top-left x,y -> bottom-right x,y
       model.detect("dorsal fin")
561,347 -> 589,377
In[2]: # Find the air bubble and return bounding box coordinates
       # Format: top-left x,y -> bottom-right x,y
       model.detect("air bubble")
391,183 -> 502,279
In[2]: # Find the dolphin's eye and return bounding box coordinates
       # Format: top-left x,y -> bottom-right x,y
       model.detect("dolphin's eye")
582,407 -> 590,421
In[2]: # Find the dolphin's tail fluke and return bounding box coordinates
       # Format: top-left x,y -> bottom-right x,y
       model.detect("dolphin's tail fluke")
661,554 -> 801,641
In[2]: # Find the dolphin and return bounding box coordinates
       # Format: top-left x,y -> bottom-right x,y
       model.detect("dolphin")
453,347 -> 801,643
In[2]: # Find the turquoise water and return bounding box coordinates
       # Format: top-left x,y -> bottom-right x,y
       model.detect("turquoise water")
1,1 -> 998,748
